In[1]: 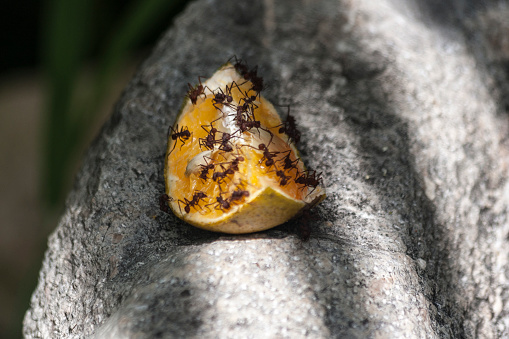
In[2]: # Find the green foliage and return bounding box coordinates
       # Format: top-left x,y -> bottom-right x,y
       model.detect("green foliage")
41,0 -> 188,209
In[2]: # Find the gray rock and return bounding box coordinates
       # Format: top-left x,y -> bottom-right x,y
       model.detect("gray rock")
23,0 -> 509,338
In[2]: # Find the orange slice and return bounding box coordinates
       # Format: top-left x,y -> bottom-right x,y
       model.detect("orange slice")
164,62 -> 326,233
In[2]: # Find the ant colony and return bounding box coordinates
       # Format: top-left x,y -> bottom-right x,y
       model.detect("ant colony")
163,57 -> 325,233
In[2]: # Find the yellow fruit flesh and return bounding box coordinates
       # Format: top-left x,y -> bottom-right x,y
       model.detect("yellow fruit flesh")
165,64 -> 325,233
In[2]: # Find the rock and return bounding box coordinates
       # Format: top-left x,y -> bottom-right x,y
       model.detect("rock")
23,0 -> 509,338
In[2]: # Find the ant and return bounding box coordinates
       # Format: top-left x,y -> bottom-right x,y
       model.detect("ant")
276,106 -> 301,144
244,120 -> 262,131
218,132 -> 234,152
178,191 -> 207,214
228,155 -> 244,171
212,164 -> 235,183
238,101 -> 253,115
212,85 -> 234,110
232,103 -> 249,126
240,65 -> 265,94
243,65 -> 258,81
278,151 -> 300,173
206,194 -> 231,211
239,90 -> 258,108
295,170 -> 324,195
257,143 -> 278,167
168,124 -> 192,154
238,92 -> 260,116
238,120 -> 272,144
218,154 -> 244,172
216,196 -> 231,210
231,105 -> 269,138
275,169 -> 291,186
199,124 -> 218,150
198,157 -> 215,181
250,74 -> 265,93
187,76 -> 208,105
230,188 -> 250,204
228,56 -> 265,94
229,55 -> 249,77
159,194 -> 173,214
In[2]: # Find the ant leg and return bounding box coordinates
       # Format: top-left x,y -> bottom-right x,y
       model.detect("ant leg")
216,151 -> 229,161
265,129 -> 274,148
167,142 -> 178,156
167,124 -> 175,138
179,132 -> 192,151
177,199 -> 186,214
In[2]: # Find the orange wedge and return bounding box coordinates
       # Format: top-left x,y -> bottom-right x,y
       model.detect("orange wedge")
164,62 -> 325,233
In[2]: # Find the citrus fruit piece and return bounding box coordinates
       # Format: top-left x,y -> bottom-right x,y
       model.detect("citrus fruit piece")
164,62 -> 326,234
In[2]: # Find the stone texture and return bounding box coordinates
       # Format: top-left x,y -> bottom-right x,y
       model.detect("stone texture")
23,0 -> 509,338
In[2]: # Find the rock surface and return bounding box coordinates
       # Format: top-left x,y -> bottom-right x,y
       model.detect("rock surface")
24,0 -> 509,337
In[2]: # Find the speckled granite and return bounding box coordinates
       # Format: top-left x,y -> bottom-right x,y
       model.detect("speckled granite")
23,0 -> 509,337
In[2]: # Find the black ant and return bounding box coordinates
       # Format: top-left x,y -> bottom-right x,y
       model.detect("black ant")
229,55 -> 249,77
212,171 -> 227,183
278,151 -> 300,173
275,170 -> 291,186
228,155 -> 244,171
159,194 -> 173,213
214,81 -> 240,107
239,90 -> 259,109
218,132 -> 234,152
198,157 -> 215,181
295,170 -> 324,195
240,66 -> 265,94
206,194 -> 231,211
168,124 -> 192,154
241,122 -> 273,147
243,65 -> 258,81
276,106 -> 301,144
244,120 -> 262,131
212,164 -> 235,183
212,85 -> 234,110
231,105 -> 269,139
199,124 -> 218,150
232,107 -> 258,134
232,103 -> 249,126
250,74 -> 265,93
219,155 -> 244,172
187,77 -> 208,105
230,188 -> 250,204
227,56 -> 265,94
216,196 -> 231,210
178,191 -> 207,214
257,143 -> 278,167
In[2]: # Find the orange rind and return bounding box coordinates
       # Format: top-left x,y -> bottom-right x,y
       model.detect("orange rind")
164,62 -> 325,233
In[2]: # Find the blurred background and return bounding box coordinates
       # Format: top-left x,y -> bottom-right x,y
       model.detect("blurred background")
0,0 -> 191,337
